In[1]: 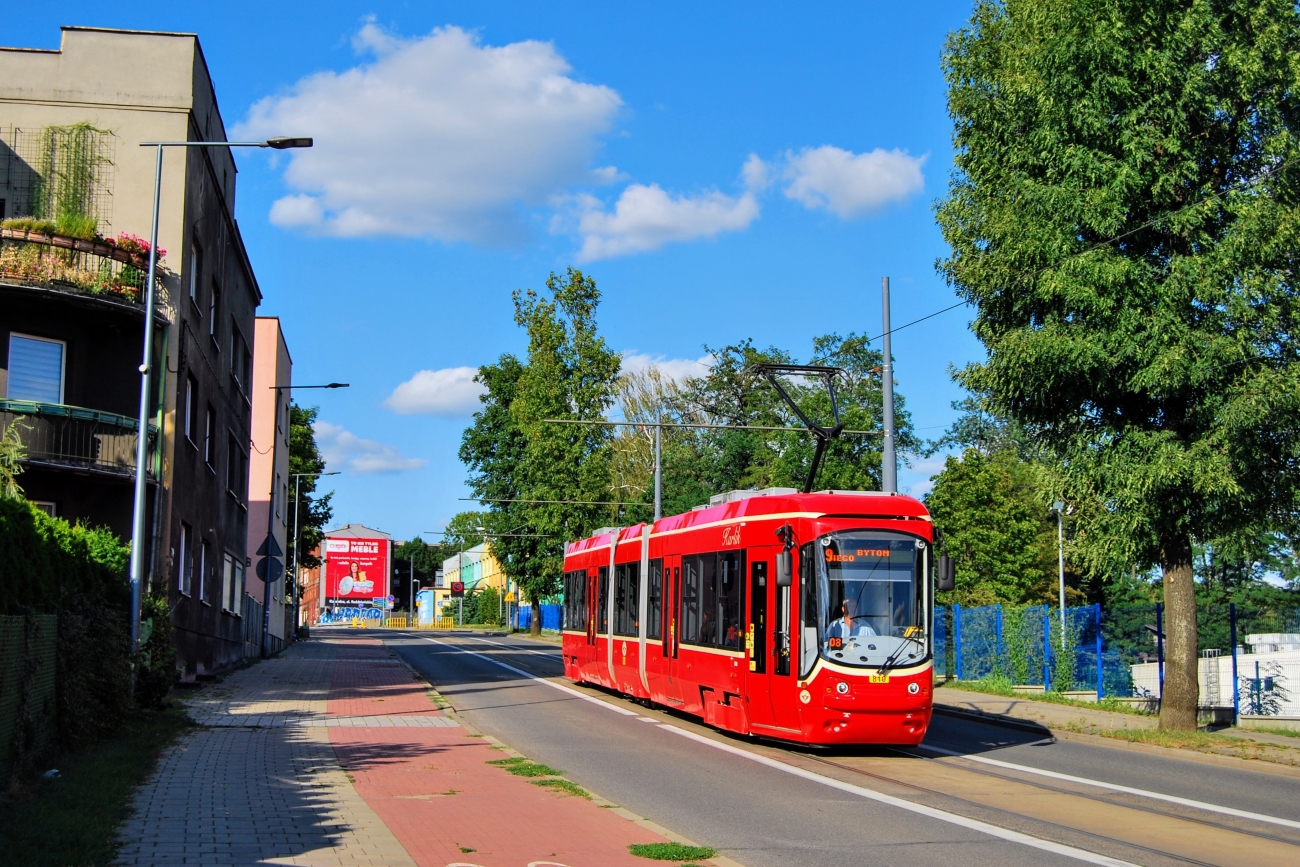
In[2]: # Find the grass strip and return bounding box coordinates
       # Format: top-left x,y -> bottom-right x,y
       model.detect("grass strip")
486,757 -> 564,777
530,778 -> 591,799
1238,724 -> 1300,740
0,708 -> 190,867
629,841 -> 718,861
937,677 -> 1156,715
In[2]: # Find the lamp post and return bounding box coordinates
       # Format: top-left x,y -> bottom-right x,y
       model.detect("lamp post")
261,384 -> 346,657
290,469 -> 340,635
1051,500 -> 1067,653
127,136 -> 313,663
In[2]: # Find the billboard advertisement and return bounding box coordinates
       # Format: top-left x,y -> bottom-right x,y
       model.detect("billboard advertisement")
324,536 -> 390,605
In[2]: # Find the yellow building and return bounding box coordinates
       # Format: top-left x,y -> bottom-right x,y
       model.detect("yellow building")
437,543 -> 515,621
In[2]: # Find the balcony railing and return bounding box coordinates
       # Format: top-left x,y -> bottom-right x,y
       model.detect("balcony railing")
0,400 -> 158,479
0,227 -> 167,309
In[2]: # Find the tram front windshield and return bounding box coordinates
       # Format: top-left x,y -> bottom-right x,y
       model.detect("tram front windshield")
815,531 -> 925,669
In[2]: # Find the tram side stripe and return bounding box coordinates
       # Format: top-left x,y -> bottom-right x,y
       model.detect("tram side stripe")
423,635 -> 1137,867
917,744 -> 1300,831
420,637 -> 638,716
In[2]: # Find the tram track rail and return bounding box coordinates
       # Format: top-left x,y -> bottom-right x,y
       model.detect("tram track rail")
395,632 -> 1300,867
792,748 -> 1300,866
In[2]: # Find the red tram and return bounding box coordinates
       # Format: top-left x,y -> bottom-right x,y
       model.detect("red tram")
561,488 -> 940,746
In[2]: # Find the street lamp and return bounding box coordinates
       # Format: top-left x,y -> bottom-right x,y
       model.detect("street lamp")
127,135 -> 313,661
289,469 -> 340,637
1051,500 -> 1067,653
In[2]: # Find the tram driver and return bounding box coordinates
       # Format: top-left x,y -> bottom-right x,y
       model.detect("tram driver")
826,598 -> 877,646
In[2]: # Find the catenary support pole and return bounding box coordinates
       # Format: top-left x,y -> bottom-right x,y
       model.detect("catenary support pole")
127,145 -> 165,674
261,389 -> 279,658
1230,603 -> 1240,724
1155,602 -> 1165,701
654,423 -> 662,521
1057,506 -> 1067,652
881,277 -> 897,493
291,475 -> 301,632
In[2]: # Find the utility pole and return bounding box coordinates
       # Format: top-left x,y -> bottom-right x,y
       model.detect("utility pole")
654,422 -> 663,521
1053,500 -> 1067,652
881,276 -> 897,493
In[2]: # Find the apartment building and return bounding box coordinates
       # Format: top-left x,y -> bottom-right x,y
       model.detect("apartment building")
245,317 -> 291,656
0,27 -> 264,675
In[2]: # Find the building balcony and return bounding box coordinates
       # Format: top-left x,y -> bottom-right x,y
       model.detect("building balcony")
0,399 -> 158,480
0,227 -> 168,314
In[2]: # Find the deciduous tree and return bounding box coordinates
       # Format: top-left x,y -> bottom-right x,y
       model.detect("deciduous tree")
938,0 -> 1300,728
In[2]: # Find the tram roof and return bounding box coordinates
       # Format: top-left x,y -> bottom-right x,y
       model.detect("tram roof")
565,490 -> 930,555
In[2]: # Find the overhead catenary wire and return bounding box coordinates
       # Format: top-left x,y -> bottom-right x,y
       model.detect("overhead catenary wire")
543,419 -> 882,435
461,497 -> 652,508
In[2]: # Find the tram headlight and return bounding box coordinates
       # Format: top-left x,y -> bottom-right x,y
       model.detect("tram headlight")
908,682 -> 920,695
836,681 -> 849,695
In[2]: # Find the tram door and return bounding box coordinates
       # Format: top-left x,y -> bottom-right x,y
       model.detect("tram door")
661,554 -> 684,705
747,546 -> 801,731
584,568 -> 597,676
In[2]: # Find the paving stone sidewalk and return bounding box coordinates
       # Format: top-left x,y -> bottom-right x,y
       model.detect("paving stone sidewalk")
116,634 -> 677,867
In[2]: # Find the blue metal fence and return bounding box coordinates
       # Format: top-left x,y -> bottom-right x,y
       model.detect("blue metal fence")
935,602 -> 1116,694
516,603 -> 563,631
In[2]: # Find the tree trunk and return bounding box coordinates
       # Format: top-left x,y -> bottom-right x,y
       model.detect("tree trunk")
531,599 -> 541,637
1159,534 -> 1199,731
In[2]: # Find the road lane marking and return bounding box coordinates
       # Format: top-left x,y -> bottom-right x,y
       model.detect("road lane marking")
414,635 -> 1138,866
462,636 -> 561,658
659,724 -> 1139,867
419,637 -> 638,716
917,743 -> 1300,831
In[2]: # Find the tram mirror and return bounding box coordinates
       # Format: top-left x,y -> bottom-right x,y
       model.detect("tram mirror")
936,555 -> 955,592
775,551 -> 793,587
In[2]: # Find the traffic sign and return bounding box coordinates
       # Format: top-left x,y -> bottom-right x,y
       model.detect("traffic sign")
255,556 -> 283,581
450,581 -> 465,597
505,591 -> 516,603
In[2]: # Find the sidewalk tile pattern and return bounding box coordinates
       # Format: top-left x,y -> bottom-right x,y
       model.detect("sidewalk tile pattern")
116,635 -> 676,867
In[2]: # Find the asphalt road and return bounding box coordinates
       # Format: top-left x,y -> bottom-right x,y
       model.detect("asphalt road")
382,630 -> 1300,867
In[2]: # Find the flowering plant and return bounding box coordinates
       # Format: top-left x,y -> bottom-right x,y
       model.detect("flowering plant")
111,233 -> 166,260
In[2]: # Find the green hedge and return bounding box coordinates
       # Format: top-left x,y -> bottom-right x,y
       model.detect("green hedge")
0,498 -> 129,613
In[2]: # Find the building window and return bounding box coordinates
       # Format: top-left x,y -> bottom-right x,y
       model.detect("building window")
178,522 -> 192,595
235,559 -> 245,614
31,501 -> 56,518
204,407 -> 215,469
6,333 -> 65,404
274,472 -> 283,518
231,324 -> 251,394
227,433 -> 247,502
209,284 -> 220,344
184,376 -> 197,444
222,553 -> 234,612
189,242 -> 201,303
198,539 -> 209,603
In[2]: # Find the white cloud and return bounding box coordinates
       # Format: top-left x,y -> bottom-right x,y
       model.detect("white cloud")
742,153 -> 771,191
236,24 -> 622,243
314,421 -> 426,474
900,455 -> 949,500
575,180 -> 760,261
620,352 -> 712,383
383,367 -> 485,416
783,146 -> 926,218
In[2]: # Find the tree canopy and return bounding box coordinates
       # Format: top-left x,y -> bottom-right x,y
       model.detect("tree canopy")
937,0 -> 1300,728
460,269 -> 622,632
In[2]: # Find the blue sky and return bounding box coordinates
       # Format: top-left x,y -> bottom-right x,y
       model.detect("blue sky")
14,3 -> 983,542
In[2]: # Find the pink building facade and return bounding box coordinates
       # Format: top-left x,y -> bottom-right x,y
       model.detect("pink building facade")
245,316 -> 292,655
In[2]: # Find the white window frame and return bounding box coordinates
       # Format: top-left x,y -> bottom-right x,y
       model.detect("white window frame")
178,522 -> 191,595
189,242 -> 201,303
184,376 -> 196,444
198,539 -> 209,604
7,332 -> 66,404
222,552 -> 235,612
204,406 -> 215,469
31,500 -> 56,517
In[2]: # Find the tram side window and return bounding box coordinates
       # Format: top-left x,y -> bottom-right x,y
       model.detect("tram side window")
681,557 -> 701,645
679,552 -> 745,649
614,562 -> 640,636
563,570 -> 586,630
799,544 -> 819,678
598,566 -> 610,633
647,558 -> 663,640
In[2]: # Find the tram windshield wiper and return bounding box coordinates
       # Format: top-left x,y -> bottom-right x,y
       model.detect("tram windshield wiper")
877,628 -> 925,676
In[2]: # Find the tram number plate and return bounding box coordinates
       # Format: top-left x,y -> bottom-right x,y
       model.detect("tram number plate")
869,674 -> 890,684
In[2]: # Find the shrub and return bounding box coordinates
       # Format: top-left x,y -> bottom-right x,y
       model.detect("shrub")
134,593 -> 176,710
